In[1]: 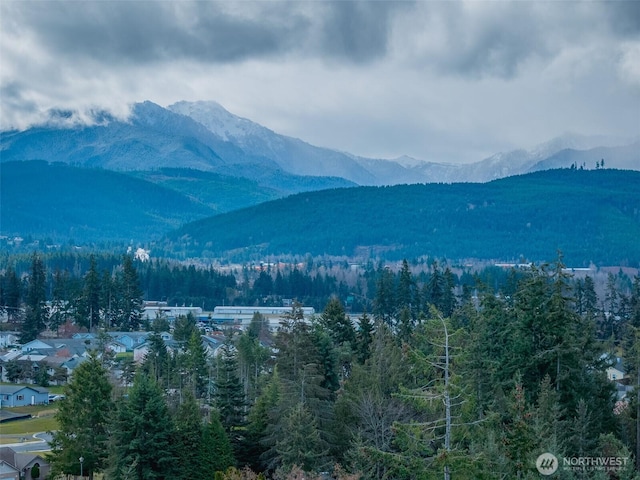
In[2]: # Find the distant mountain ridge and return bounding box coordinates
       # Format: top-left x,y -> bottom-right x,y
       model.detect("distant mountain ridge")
166,168 -> 640,266
1,100 -> 637,186
2,161 -> 639,266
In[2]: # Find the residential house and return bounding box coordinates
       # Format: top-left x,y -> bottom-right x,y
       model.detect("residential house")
0,447 -> 50,480
0,458 -> 19,480
0,385 -> 49,407
0,332 -> 19,349
606,357 -> 626,382
19,340 -> 52,353
108,332 -> 150,351
201,335 -> 224,358
606,357 -> 634,401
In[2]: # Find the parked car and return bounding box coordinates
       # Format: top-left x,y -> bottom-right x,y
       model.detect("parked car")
48,394 -> 65,402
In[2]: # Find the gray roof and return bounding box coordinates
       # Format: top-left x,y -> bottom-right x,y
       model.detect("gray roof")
0,385 -> 49,395
0,447 -> 47,470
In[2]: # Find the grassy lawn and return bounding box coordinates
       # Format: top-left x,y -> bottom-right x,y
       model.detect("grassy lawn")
0,405 -> 58,441
0,416 -> 58,439
3,404 -> 57,416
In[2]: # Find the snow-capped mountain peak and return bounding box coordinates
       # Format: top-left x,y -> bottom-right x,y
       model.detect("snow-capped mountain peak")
168,100 -> 268,142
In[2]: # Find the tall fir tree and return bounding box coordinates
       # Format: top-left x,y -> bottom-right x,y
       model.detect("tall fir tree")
108,373 -> 177,480
201,410 -> 236,474
276,402 -> 329,474
82,255 -> 101,331
49,353 -> 113,479
183,329 -> 209,398
1,264 -> 22,324
173,390 -> 205,480
112,254 -> 144,331
215,333 -> 247,458
355,310 -> 374,364
21,252 -> 48,342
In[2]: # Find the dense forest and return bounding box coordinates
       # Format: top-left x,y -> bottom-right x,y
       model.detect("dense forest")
0,160 -> 354,243
1,250 -> 639,479
3,166 -> 639,266
167,168 -> 640,266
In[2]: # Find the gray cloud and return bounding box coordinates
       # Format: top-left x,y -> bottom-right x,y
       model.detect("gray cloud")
316,1 -> 409,63
1,1 -> 638,161
3,1 -> 635,72
3,1 -> 405,65
3,2 -> 309,64
605,0 -> 640,37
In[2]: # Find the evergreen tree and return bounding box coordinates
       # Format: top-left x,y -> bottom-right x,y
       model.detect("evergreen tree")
109,373 -> 177,480
248,369 -> 283,472
183,330 -> 208,398
424,261 -> 445,314
462,287 -> 513,415
337,323 -> 411,479
392,312 -> 475,480
140,332 -> 172,388
373,266 -> 395,327
215,334 -> 247,456
533,375 -> 565,456
174,390 -> 204,480
112,255 -> 144,331
321,297 -> 356,351
396,306 -> 414,344
50,268 -> 72,336
173,312 -> 198,342
236,328 -> 269,404
253,270 -> 274,297
83,255 -> 101,331
355,310 -> 374,364
49,353 -> 113,479
501,379 -> 538,479
565,398 -> 598,457
21,253 -> 48,342
276,402 -> 329,474
396,259 -> 414,315
441,266 -> 458,317
1,264 -> 21,324
201,410 -> 236,474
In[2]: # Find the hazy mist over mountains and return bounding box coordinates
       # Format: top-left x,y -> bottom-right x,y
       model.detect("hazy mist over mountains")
1,100 -> 638,186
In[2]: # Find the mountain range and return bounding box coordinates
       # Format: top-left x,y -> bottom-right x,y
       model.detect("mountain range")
2,100 -> 638,186
1,100 -> 639,265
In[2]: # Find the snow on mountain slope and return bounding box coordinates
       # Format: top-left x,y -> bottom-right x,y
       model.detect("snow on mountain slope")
2,100 -> 637,186
169,100 -> 266,142
168,100 -> 379,185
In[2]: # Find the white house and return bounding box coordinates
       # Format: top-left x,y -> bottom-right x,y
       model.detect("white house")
606,357 -> 626,382
0,331 -> 19,349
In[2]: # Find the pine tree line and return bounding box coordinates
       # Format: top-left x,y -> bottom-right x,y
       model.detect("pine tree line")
43,253 -> 640,479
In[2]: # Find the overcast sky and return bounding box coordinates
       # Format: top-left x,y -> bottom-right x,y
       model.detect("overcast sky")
1,1 -> 639,163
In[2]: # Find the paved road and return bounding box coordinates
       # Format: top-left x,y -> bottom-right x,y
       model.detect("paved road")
1,432 -> 52,453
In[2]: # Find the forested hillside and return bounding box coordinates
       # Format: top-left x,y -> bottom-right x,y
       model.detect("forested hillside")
168,168 -> 640,266
0,161 -> 355,243
0,161 -> 214,242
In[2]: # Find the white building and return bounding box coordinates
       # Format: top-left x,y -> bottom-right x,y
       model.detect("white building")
211,306 -> 315,330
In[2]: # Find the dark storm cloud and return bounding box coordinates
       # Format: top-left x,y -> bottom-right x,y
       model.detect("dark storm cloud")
317,1 -> 409,63
5,1 -> 404,65
605,0 -> 640,37
4,1 -> 632,75
5,2 -> 308,64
